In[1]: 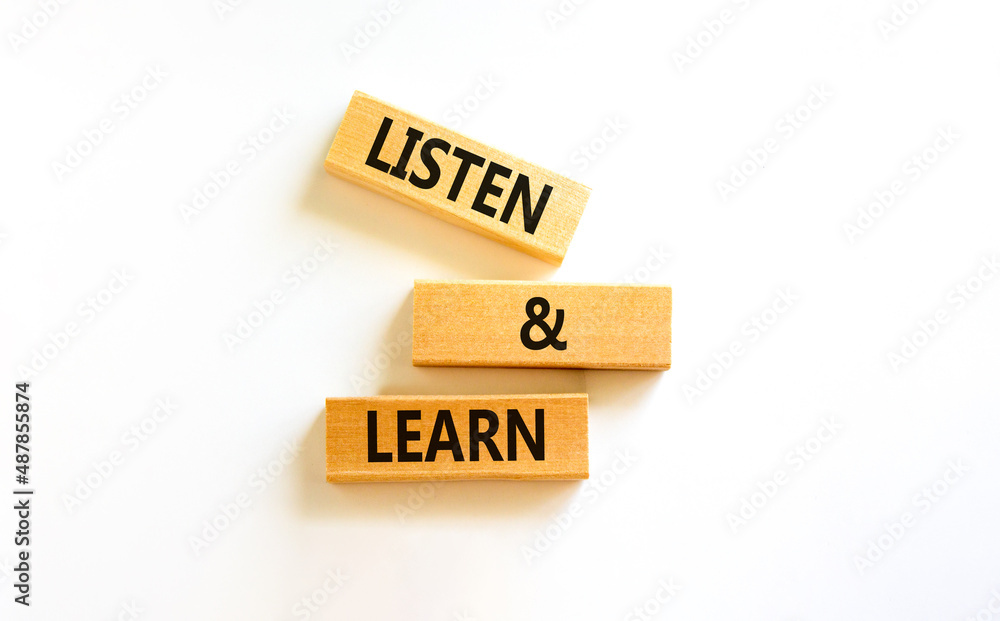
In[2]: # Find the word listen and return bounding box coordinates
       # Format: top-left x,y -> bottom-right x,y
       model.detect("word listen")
325,92 -> 590,265
326,395 -> 588,481
367,408 -> 544,462
365,116 -> 552,235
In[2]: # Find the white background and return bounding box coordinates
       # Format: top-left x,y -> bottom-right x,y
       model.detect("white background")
2,0 -> 999,619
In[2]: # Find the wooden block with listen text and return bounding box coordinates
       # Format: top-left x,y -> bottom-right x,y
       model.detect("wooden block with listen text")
324,91 -> 590,265
413,280 -> 671,370
326,394 -> 588,482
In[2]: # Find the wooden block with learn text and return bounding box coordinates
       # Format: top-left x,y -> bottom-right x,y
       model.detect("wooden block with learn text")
326,394 -> 588,482
413,280 -> 671,370
324,91 -> 590,265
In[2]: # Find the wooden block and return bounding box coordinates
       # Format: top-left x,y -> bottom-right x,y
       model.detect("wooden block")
326,394 -> 588,482
413,280 -> 671,370
324,91 -> 591,265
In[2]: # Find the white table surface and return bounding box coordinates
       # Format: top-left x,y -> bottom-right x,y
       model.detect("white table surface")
2,1 -> 999,619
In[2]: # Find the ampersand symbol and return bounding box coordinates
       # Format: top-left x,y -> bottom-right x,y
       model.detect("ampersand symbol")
520,296 -> 567,351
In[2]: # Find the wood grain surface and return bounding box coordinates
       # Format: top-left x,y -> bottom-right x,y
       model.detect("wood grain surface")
326,394 -> 589,482
324,91 -> 590,265
412,280 -> 671,370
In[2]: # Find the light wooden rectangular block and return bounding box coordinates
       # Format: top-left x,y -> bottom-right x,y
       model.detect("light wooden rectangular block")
413,280 -> 671,370
324,91 -> 590,265
326,394 -> 588,482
